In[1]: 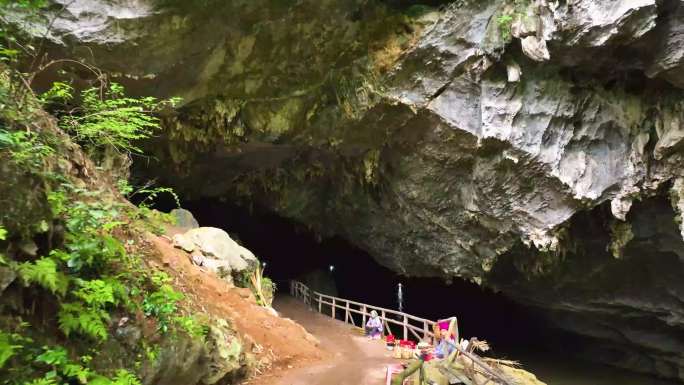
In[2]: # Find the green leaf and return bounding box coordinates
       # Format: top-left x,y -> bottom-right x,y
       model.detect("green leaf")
0,331 -> 22,368
40,82 -> 74,103
35,346 -> 68,366
62,363 -> 91,384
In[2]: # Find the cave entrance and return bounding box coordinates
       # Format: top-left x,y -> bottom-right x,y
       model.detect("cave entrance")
179,198 -> 549,350
155,197 -> 681,385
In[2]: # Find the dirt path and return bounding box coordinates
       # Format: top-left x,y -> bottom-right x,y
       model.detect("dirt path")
253,296 -> 398,385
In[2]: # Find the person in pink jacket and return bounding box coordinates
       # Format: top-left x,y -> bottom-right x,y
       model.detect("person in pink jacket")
366,310 -> 383,339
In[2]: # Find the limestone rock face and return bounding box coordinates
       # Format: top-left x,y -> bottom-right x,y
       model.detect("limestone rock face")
24,0 -> 684,380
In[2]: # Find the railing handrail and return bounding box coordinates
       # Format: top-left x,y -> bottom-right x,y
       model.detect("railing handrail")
288,280 -> 458,343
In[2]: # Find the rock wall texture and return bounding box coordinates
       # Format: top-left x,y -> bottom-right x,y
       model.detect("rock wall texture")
22,0 -> 684,380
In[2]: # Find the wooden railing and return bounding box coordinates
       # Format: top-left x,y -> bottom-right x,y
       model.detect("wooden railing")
289,280 -> 458,343
290,280 -> 515,385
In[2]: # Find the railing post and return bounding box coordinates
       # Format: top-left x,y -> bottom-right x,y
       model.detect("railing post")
455,318 -> 459,342
362,305 -> 367,328
423,321 -> 428,342
345,301 -> 350,324
403,315 -> 408,341
318,293 -> 322,313
332,298 -> 336,319
381,310 -> 386,335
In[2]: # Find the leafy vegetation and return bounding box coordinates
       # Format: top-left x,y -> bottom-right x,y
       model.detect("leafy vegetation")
2,175 -> 203,382
142,272 -> 184,333
51,82 -> 181,157
0,129 -> 54,168
497,14 -> 514,41
236,264 -> 276,307
0,14 -> 200,383
496,0 -> 530,41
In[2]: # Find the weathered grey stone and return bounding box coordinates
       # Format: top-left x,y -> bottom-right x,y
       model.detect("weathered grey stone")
114,324 -> 142,348
646,2 -> 684,88
184,227 -> 258,273
554,0 -> 657,47
505,60 -> 521,82
172,234 -> 195,253
672,178 -> 684,241
520,35 -> 549,61
201,319 -> 243,385
0,266 -> 16,294
141,317 -> 244,385
170,208 -> 199,230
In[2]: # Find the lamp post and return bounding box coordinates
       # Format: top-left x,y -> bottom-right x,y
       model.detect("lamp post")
397,283 -> 404,313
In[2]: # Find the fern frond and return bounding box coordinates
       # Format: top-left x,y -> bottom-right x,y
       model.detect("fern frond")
24,377 -> 57,385
17,258 -> 69,296
112,369 -> 141,385
58,302 -> 109,341
35,346 -> 69,366
0,331 -> 22,368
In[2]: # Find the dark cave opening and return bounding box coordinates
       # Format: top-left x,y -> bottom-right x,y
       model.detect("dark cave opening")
147,194 -> 683,384
176,198 -> 555,352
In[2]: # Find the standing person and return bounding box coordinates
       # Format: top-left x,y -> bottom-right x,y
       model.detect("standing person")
366,310 -> 383,340
433,317 -> 457,359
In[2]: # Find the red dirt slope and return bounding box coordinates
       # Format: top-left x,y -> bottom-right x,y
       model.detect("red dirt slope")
146,234 -> 326,379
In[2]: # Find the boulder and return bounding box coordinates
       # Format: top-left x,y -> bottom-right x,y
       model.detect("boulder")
172,234 -> 196,253
172,227 -> 258,284
201,319 -> 244,385
184,227 -> 258,273
140,317 -> 245,385
170,208 -> 199,230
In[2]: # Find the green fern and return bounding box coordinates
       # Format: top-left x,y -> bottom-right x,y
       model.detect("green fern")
73,279 -> 117,307
33,346 -> 93,384
0,129 -> 54,168
0,224 -> 6,261
62,363 -> 91,384
17,258 -> 69,296
112,369 -> 142,385
35,346 -> 68,366
58,83 -> 179,155
143,273 -> 184,333
23,377 -> 57,385
47,190 -> 67,217
57,302 -> 109,341
174,316 -> 208,340
0,331 -> 22,368
497,14 -> 514,40
40,82 -> 74,104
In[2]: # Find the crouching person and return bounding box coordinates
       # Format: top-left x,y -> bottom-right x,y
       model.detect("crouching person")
366,310 -> 383,339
